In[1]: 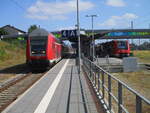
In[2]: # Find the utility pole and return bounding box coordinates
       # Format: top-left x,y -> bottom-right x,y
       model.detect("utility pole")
149,24 -> 150,43
131,21 -> 133,29
76,0 -> 81,74
131,21 -> 134,44
86,15 -> 98,61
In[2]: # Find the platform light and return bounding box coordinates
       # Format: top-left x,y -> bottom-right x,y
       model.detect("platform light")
86,14 -> 98,61
76,0 -> 81,74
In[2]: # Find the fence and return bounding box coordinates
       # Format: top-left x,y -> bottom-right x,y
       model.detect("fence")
82,56 -> 150,113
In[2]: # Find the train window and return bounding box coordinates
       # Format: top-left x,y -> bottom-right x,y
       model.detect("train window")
30,36 -> 47,54
117,41 -> 127,49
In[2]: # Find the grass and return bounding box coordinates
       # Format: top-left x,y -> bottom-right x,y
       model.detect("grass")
92,50 -> 150,112
132,50 -> 150,63
110,70 -> 150,113
0,40 -> 26,84
112,71 -> 150,100
0,40 -> 26,69
88,68 -> 150,112
110,50 -> 150,112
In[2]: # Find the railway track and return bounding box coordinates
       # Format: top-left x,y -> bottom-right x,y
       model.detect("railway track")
0,71 -> 46,112
145,64 -> 150,70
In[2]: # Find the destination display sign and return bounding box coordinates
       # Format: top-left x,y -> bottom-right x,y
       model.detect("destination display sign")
105,32 -> 150,37
61,30 -> 77,38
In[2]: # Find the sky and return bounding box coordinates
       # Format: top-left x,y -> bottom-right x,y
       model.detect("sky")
0,0 -> 150,32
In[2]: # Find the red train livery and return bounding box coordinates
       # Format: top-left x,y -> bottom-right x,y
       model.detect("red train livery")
95,40 -> 130,58
26,28 -> 62,69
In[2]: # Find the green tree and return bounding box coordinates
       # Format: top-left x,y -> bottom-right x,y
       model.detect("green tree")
28,25 -> 38,33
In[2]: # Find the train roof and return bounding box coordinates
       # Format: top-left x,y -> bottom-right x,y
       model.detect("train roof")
29,28 -> 49,37
28,28 -> 61,43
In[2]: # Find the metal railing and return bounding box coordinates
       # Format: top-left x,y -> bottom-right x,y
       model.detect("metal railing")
82,56 -> 150,113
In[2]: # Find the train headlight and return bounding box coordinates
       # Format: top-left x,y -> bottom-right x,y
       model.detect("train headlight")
31,51 -> 35,54
42,51 -> 45,54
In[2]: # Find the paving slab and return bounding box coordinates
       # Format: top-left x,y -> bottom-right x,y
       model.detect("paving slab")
2,59 -> 99,113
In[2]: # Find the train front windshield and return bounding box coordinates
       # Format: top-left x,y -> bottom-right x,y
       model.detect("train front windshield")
30,36 -> 47,55
117,41 -> 128,50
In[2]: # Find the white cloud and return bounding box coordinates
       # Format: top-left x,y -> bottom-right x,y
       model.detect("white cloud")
58,26 -> 76,30
26,0 -> 94,20
106,0 -> 126,7
26,14 -> 49,20
122,13 -> 138,19
100,13 -> 138,28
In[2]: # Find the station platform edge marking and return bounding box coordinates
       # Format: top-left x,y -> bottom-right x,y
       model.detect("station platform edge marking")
2,59 -> 69,113
34,59 -> 69,113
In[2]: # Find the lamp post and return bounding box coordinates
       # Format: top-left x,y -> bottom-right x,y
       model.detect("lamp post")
131,21 -> 134,45
77,0 -> 81,74
86,15 -> 98,61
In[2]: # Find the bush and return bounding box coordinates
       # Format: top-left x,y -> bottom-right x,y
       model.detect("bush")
0,40 -> 26,62
3,38 -> 26,49
0,47 -> 7,61
130,52 -> 134,56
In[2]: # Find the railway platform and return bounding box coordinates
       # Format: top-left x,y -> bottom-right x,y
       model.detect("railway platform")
2,59 -> 102,113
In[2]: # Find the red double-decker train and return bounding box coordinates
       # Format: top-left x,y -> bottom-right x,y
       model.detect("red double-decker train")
95,40 -> 130,58
26,28 -> 63,70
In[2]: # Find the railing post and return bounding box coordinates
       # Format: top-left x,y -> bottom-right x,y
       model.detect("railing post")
95,72 -> 97,87
98,71 -> 100,93
82,57 -> 150,113
136,95 -> 142,113
118,82 -> 122,113
102,72 -> 105,99
90,61 -> 92,78
108,75 -> 112,111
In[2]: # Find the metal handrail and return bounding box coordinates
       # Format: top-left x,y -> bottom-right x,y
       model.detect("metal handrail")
82,56 -> 150,113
